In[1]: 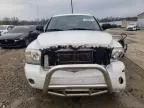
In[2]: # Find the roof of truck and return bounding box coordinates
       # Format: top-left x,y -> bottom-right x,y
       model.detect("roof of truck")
53,14 -> 93,17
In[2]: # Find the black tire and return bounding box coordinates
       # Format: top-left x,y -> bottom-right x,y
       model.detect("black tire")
25,39 -> 30,47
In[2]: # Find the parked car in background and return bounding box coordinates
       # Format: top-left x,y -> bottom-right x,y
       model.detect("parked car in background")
102,23 -> 119,30
0,25 -> 14,36
25,14 -> 126,97
0,25 -> 41,48
126,24 -> 140,31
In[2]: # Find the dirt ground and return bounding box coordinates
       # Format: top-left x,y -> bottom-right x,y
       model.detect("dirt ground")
0,29 -> 144,108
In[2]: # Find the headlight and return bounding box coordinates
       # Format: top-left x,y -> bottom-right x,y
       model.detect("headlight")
112,47 -> 124,59
14,39 -> 19,42
15,37 -> 24,42
19,37 -> 25,40
25,49 -> 41,65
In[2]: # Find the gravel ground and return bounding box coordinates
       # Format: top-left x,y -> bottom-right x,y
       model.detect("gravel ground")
0,29 -> 144,108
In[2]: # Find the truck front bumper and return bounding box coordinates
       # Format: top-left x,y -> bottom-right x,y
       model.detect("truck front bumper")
25,61 -> 126,96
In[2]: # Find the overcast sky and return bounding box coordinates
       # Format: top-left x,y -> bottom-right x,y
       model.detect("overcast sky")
0,0 -> 144,20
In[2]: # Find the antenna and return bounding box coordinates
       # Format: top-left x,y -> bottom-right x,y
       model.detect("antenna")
71,0 -> 74,14
36,4 -> 39,20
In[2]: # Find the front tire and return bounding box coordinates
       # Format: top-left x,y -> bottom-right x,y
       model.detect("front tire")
25,39 -> 30,47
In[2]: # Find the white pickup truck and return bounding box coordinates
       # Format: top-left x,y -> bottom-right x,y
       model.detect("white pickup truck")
25,14 -> 127,96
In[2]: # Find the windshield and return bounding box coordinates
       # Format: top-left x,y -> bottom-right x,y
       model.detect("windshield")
46,15 -> 101,31
8,26 -> 33,33
0,26 -> 7,30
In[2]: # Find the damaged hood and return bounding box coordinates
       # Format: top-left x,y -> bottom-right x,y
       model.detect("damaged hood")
37,31 -> 112,48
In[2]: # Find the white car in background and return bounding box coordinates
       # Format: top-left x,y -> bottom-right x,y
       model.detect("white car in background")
25,14 -> 126,97
126,24 -> 138,31
0,25 -> 14,36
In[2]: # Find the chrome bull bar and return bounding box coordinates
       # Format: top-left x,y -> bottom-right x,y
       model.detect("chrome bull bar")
43,64 -> 112,96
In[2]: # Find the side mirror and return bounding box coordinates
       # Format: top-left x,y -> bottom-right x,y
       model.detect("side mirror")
101,24 -> 112,30
36,25 -> 44,32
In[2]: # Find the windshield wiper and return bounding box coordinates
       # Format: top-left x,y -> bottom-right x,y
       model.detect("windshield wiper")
47,29 -> 64,32
67,28 -> 96,31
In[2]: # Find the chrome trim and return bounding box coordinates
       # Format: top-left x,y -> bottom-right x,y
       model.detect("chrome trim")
43,64 -> 112,96
48,84 -> 107,89
48,90 -> 108,97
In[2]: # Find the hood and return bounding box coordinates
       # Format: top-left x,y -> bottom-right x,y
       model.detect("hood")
0,33 -> 26,40
37,31 -> 112,49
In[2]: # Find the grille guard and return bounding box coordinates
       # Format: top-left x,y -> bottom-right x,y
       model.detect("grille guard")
43,64 -> 113,96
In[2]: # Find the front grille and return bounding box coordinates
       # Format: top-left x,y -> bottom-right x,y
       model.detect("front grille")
41,47 -> 112,66
57,50 -> 94,64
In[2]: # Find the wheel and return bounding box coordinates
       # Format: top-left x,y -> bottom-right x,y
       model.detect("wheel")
25,39 -> 30,47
